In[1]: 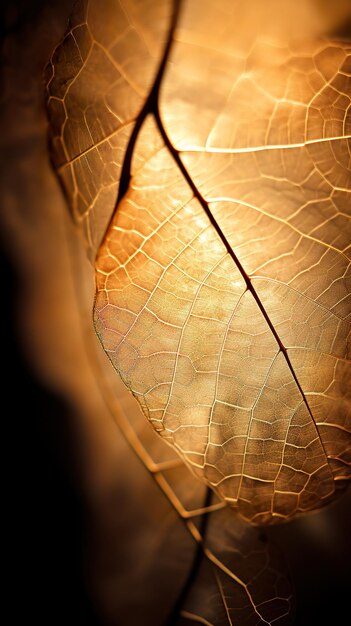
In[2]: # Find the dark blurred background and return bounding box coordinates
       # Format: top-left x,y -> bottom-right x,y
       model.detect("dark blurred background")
2,2 -> 102,623
3,249 -> 103,626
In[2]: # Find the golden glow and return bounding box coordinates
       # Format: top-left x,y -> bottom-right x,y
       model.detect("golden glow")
48,0 -> 350,526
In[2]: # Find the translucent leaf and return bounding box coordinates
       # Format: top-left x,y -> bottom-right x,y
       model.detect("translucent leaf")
179,509 -> 294,626
42,0 -> 351,623
91,0 -> 351,523
46,0 -> 173,256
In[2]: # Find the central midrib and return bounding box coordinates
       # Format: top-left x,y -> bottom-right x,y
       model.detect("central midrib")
102,0 -> 334,484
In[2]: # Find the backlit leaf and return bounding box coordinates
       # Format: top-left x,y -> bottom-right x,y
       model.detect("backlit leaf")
179,508 -> 294,626
46,0 -> 172,256
45,0 -> 350,619
92,0 -> 351,523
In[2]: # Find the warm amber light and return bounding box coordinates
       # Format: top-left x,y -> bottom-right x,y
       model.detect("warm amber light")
60,0 -> 351,525
42,0 -> 350,621
1,0 -> 351,626
4,0 -> 351,621
46,0 -> 351,522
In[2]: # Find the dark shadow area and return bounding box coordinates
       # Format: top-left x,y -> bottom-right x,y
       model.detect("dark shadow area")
268,490 -> 351,626
3,245 -> 102,625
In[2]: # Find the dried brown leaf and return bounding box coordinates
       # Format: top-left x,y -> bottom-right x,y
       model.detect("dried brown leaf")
90,0 -> 351,523
46,0 -> 173,256
179,509 -> 294,626
44,0 -> 351,623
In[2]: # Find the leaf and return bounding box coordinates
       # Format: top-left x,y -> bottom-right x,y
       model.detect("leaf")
1,5 -> 200,624
42,0 -> 349,623
99,363 -> 295,626
46,0 -> 173,256
91,0 -> 351,524
178,509 -> 294,626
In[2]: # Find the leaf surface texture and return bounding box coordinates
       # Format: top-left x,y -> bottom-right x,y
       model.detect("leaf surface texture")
48,0 -> 351,525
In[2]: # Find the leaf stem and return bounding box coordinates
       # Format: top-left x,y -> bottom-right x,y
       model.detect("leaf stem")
167,487 -> 212,626
101,0 -> 182,246
152,106 -> 333,484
